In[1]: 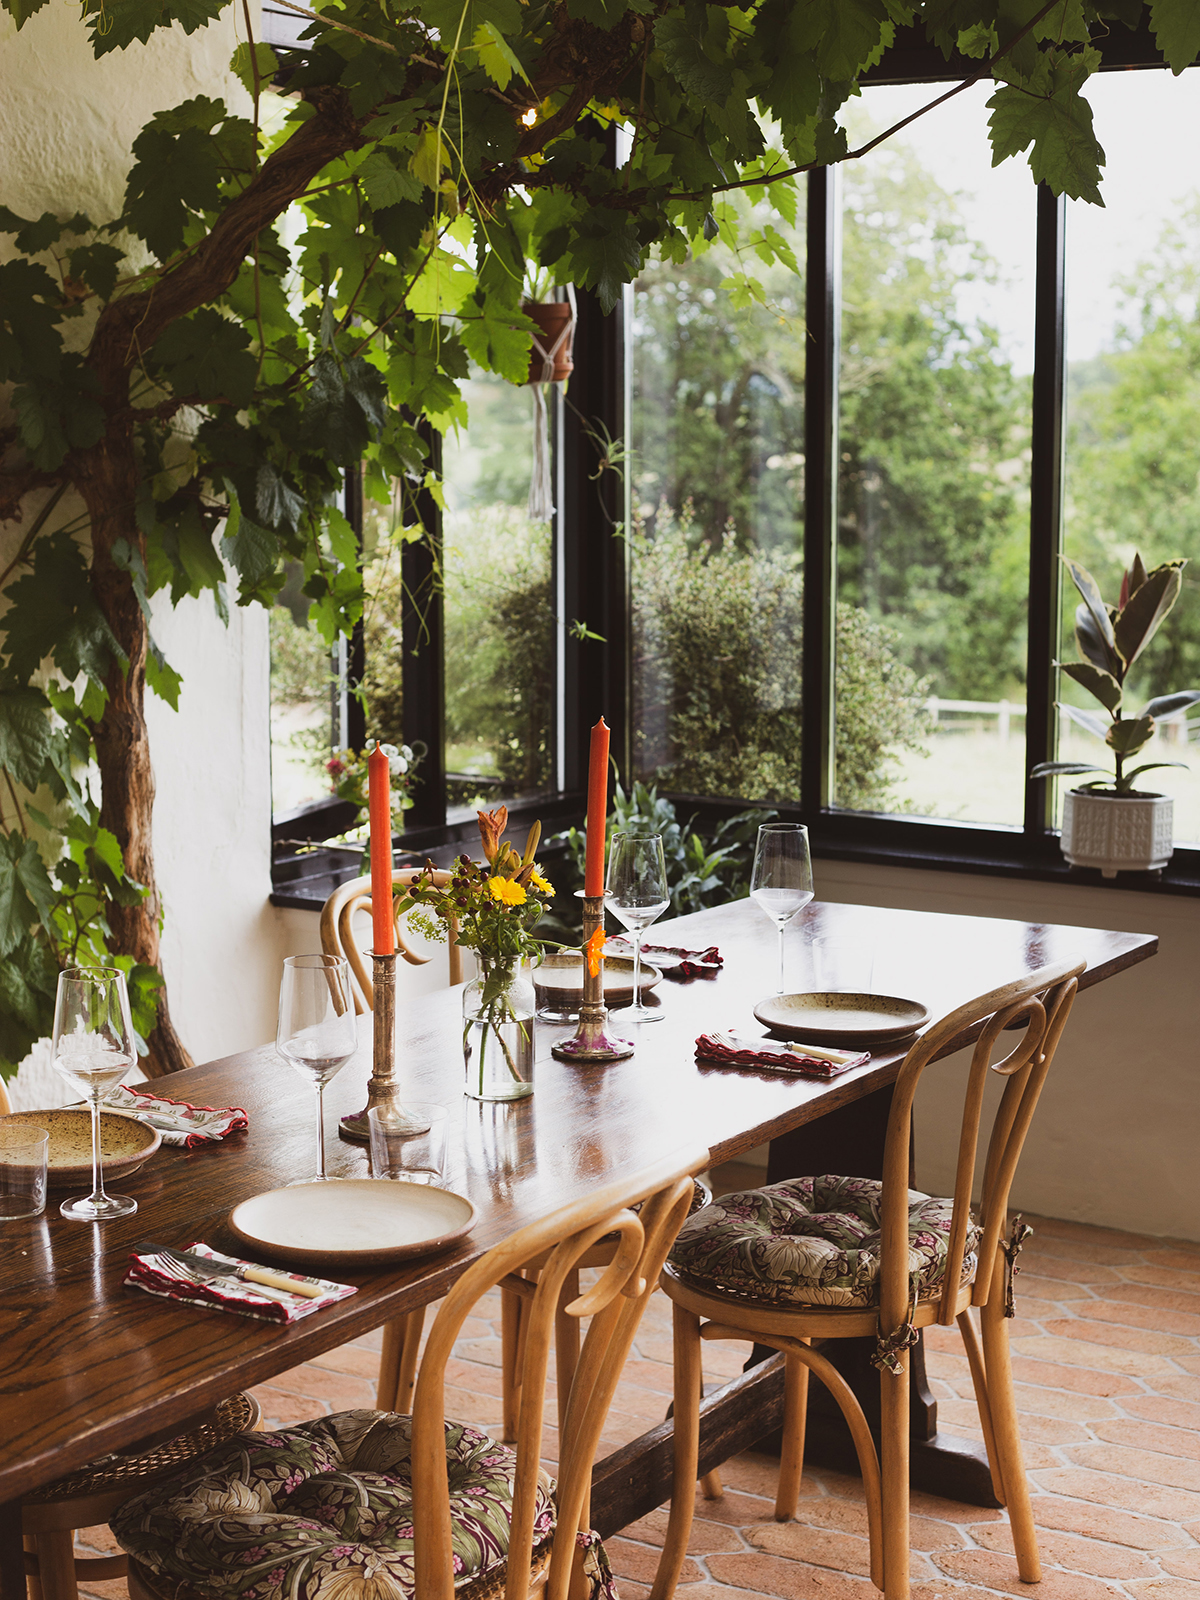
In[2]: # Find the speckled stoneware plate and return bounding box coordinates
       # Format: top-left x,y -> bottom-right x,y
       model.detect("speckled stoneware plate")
533,952 -> 661,1009
228,1180 -> 476,1270
4,1108 -> 161,1190
753,992 -> 930,1047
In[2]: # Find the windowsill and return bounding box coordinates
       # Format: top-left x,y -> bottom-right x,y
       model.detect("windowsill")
270,793 -> 1200,911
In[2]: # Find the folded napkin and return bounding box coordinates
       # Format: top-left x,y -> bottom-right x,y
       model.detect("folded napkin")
608,938 -> 723,978
695,1031 -> 870,1077
106,1084 -> 248,1146
125,1242 -> 356,1325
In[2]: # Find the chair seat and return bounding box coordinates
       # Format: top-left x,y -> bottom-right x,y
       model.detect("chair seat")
668,1175 -> 979,1309
111,1409 -> 561,1600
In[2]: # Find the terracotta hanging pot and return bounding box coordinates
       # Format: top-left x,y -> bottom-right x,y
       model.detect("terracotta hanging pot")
524,300 -> 575,384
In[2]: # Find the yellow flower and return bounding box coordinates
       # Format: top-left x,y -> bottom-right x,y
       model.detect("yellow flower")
529,868 -> 553,894
488,875 -> 527,906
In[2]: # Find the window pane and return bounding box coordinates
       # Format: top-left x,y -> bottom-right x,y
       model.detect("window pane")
442,366 -> 555,807
269,570 -> 336,817
1062,69 -> 1200,844
630,191 -> 807,801
833,84 -> 1035,824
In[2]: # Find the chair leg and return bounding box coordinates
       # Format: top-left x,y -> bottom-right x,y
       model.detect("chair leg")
31,1530 -> 78,1600
699,1469 -> 723,1499
981,1273 -> 1041,1583
774,1347 -> 810,1521
957,1307 -> 1005,1506
501,1281 -> 525,1442
555,1267 -> 582,1437
377,1309 -> 426,1412
879,1354 -> 910,1600
649,1302 -> 702,1600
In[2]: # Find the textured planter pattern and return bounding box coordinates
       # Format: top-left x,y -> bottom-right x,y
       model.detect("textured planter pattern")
1061,789 -> 1174,877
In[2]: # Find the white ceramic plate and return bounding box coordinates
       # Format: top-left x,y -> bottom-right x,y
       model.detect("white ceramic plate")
4,1108 -> 161,1190
227,1179 -> 476,1270
533,952 -> 661,1008
752,992 -> 930,1047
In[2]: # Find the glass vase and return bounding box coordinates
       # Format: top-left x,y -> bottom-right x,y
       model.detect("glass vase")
462,963 -> 535,1102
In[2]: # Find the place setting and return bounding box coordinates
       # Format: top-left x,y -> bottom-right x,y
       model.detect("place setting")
693,821 -> 930,1080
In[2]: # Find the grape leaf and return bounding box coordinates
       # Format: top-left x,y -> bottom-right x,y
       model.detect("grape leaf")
11,356 -> 105,470
0,688 -> 54,790
987,49 -> 1105,204
566,218 -> 644,313
0,259 -> 64,384
146,638 -> 183,710
230,41 -> 278,94
123,123 -> 223,258
82,0 -> 227,54
13,212 -> 62,254
149,308 -> 256,407
471,20 -> 529,89
1149,0 -> 1200,71
67,242 -> 125,301
358,152 -> 425,210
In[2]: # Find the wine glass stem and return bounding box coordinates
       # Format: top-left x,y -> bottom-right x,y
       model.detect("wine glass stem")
631,930 -> 643,1010
314,1083 -> 326,1180
89,1094 -> 109,1201
777,923 -> 786,994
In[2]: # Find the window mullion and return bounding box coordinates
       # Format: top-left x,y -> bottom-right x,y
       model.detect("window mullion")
800,165 -> 841,817
1024,183 -> 1067,842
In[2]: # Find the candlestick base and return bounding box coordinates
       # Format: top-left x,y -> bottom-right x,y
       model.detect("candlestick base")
339,951 -> 432,1143
550,896 -> 635,1064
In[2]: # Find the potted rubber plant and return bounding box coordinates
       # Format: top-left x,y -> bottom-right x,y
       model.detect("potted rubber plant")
1032,554 -> 1200,877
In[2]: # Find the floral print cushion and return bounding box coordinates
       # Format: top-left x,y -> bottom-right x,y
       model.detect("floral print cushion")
110,1410 -> 557,1600
668,1175 -> 978,1309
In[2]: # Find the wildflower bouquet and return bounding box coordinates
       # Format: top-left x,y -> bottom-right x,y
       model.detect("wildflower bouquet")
401,807 -> 553,974
399,808 -> 554,1097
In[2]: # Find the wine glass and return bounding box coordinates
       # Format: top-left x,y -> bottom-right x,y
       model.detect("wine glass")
750,823 -> 814,995
605,833 -> 670,1023
277,955 -> 357,1181
51,967 -> 139,1221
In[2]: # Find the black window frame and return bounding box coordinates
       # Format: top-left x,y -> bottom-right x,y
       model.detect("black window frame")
271,14 -> 1200,904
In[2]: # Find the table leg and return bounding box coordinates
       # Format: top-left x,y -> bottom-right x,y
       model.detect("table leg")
0,1498 -> 24,1600
758,1085 -> 999,1508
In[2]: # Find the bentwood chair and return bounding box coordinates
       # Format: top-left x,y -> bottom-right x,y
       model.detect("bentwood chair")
650,959 -> 1084,1600
320,866 -> 463,1012
114,1145 -> 707,1600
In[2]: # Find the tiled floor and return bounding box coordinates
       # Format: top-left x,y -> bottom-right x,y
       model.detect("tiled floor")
72,1200 -> 1200,1600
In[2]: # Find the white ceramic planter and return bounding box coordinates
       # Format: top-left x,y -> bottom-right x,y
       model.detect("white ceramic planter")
1060,789 -> 1174,878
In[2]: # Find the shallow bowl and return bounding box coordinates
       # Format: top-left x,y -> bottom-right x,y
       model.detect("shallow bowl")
3,1108 -> 161,1190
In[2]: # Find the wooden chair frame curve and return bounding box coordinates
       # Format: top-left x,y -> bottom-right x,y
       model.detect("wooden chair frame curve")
320,867 -> 463,1013
127,1144 -> 708,1600
650,958 -> 1084,1600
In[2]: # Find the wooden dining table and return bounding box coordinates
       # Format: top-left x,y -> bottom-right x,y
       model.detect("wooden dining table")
0,895 -> 1155,1600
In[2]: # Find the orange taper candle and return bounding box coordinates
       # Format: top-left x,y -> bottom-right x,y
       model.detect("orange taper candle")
367,742 -> 395,955
584,717 -> 610,897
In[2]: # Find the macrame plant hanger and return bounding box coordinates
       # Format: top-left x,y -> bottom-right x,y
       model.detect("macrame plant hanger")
526,283 -> 576,524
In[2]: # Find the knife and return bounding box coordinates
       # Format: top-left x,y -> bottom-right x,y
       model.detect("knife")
137,1242 -> 325,1299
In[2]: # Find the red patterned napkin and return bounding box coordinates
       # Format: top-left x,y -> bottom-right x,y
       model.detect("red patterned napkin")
124,1243 -> 356,1325
695,1031 -> 869,1077
106,1085 -> 248,1147
608,938 -> 723,978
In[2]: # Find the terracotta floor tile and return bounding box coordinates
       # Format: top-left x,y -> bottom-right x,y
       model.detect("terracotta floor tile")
1091,1418 -> 1200,1463
620,1507 -> 745,1553
1155,1375 -> 1200,1402
608,1535 -> 703,1585
1159,1550 -> 1200,1581
1098,1283 -> 1200,1317
1028,1255 -> 1125,1285
933,1547 -> 1125,1598
935,1399 -> 1086,1446
1012,1334 -> 1181,1378
1121,1266 -> 1200,1297
1040,1318 -> 1200,1358
1122,1395 -> 1200,1432
1011,1382 -> 1121,1422
1069,1300 -> 1200,1339
1029,1496 -> 1191,1551
969,1520 -> 1160,1580
1026,1237 -> 1143,1268
705,1548 -> 884,1599
1146,1251 -> 1200,1274
743,1519 -> 886,1580
1034,1467 -> 1200,1523
1063,1444 -> 1200,1495
1027,1217 -> 1162,1251
1123,1580 -> 1200,1600
1009,1355 -> 1144,1396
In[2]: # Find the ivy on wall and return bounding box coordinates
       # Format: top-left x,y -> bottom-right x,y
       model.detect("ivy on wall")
0,0 -> 1193,1076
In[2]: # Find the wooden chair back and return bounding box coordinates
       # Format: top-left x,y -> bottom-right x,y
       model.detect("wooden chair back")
320,868 -> 463,1012
0,1076 -> 10,1115
410,1144 -> 707,1600
878,957 -> 1084,1332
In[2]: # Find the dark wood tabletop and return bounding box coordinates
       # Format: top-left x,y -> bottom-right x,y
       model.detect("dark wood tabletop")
0,896 -> 1155,1522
